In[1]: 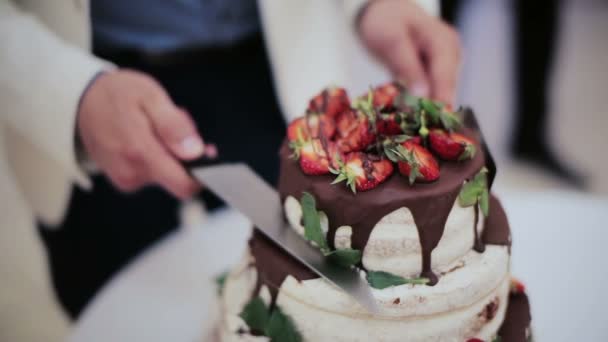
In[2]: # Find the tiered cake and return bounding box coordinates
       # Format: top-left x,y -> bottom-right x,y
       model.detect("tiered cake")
217,83 -> 532,341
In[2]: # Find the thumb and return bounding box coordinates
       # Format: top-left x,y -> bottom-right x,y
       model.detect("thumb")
143,93 -> 205,160
383,34 -> 430,97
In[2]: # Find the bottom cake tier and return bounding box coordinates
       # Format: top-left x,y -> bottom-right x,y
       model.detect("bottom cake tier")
217,231 -> 532,342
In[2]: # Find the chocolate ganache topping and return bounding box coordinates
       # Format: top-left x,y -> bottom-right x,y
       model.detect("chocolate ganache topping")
278,139 -> 510,284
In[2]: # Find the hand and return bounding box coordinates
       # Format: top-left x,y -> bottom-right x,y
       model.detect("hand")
358,0 -> 462,105
77,69 -> 208,199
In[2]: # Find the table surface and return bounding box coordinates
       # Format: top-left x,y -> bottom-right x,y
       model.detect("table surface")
69,190 -> 608,342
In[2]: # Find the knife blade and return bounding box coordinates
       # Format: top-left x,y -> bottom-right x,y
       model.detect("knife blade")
191,163 -> 379,314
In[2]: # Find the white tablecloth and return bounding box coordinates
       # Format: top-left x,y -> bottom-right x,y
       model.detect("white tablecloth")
69,190 -> 608,342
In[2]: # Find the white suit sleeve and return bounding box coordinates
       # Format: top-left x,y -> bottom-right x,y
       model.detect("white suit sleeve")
0,0 -> 114,188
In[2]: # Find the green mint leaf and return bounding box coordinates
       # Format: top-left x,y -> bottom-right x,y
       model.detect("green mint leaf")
215,270 -> 229,296
366,271 -> 429,289
458,180 -> 482,207
239,297 -> 270,334
300,192 -> 329,252
492,335 -> 503,342
480,188 -> 490,217
404,93 -> 420,110
392,134 -> 411,143
265,306 -> 302,342
439,110 -> 462,131
326,248 -> 362,268
459,167 -> 489,207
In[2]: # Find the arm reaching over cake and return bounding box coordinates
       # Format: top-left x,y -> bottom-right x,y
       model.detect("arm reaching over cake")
357,0 -> 462,106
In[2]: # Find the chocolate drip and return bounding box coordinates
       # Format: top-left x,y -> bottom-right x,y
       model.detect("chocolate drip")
473,204 -> 486,253
498,292 -> 532,342
482,196 -> 511,247
249,229 -> 317,304
278,137 -> 485,284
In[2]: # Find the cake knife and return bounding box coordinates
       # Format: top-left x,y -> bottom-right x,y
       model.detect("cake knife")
189,163 -> 379,314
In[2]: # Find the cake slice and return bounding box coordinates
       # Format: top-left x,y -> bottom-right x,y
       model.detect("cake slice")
217,83 -> 532,342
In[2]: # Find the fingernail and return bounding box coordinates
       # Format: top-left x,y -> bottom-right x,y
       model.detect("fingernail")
203,143 -> 218,159
180,136 -> 204,157
411,82 -> 430,97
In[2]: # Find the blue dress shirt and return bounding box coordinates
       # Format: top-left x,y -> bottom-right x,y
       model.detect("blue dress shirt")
91,0 -> 260,52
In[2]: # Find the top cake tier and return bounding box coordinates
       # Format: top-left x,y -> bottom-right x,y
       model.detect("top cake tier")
277,83 -> 508,284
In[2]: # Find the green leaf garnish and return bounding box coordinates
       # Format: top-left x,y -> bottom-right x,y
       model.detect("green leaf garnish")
480,188 -> 490,217
492,335 -> 503,342
439,109 -> 462,131
458,167 -> 490,217
265,306 -> 302,342
239,298 -> 302,341
366,271 -> 429,289
299,192 -> 364,268
300,192 -> 329,253
326,248 -> 362,268
239,297 -> 270,333
215,270 -> 229,296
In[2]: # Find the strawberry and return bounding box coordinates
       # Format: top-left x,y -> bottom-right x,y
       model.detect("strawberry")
287,114 -> 336,142
293,139 -> 340,175
428,129 -> 476,161
397,140 -> 440,184
335,110 -> 377,153
408,136 -> 423,145
308,87 -> 350,118
467,339 -> 484,342
510,278 -> 526,294
376,112 -> 404,135
372,82 -> 402,110
331,152 -> 394,192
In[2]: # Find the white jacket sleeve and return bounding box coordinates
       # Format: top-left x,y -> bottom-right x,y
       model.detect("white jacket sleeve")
0,0 -> 113,188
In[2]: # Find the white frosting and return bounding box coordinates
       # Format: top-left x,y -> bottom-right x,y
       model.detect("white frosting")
220,246 -> 511,341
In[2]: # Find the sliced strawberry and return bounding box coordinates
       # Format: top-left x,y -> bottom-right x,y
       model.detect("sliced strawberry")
287,114 -> 336,142
451,132 -> 477,161
397,140 -> 440,184
294,139 -> 340,176
372,82 -> 402,110
408,136 -> 423,145
429,129 -> 476,161
510,278 -> 526,294
332,152 -> 394,192
335,110 -> 376,153
376,112 -> 403,135
308,87 -> 350,118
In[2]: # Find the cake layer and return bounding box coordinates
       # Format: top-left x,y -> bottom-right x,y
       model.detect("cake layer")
218,244 -> 528,341
277,132 -> 504,283
285,195 -> 487,279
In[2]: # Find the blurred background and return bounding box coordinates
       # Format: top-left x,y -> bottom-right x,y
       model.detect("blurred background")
1,0 -> 607,341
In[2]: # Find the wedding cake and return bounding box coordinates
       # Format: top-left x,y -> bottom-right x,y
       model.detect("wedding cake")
216,83 -> 532,341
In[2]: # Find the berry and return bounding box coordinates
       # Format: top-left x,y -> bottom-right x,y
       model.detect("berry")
287,114 -> 336,142
510,278 -> 526,294
335,110 -> 377,153
331,152 -> 394,192
376,112 -> 404,135
372,82 -> 402,110
429,129 -> 476,161
295,139 -> 340,176
397,140 -> 440,184
308,87 -> 350,118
